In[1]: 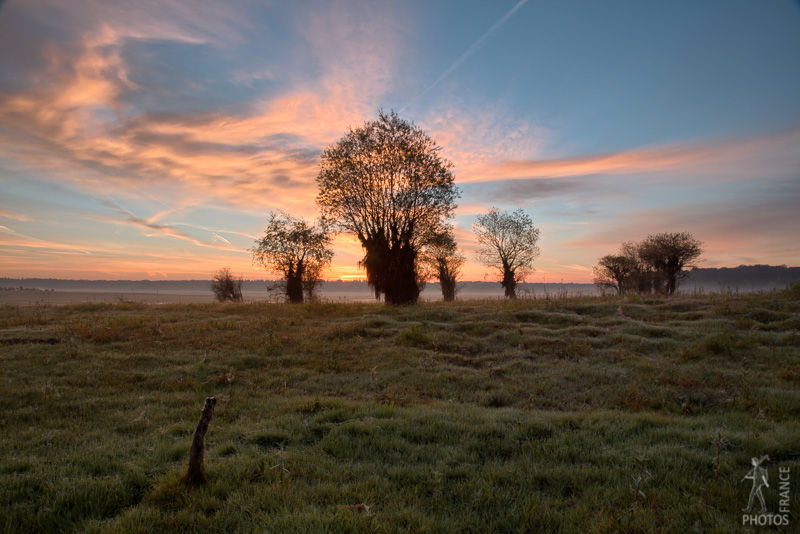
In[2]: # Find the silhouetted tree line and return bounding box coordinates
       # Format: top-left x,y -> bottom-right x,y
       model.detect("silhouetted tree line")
216,112 -> 758,304
593,232 -> 703,296
686,265 -> 800,289
239,112 -> 540,303
241,111 -> 466,304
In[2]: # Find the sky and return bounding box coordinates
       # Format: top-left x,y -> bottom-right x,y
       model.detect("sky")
1,0 -> 799,283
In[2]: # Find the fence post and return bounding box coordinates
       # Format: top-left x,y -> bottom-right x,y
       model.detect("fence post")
182,396 -> 217,485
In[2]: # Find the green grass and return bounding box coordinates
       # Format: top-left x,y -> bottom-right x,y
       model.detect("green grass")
1,291 -> 799,532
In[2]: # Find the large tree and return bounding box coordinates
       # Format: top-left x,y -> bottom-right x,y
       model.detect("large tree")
474,207 -> 540,299
638,232 -> 703,295
251,212 -> 333,303
419,225 -> 465,302
317,111 -> 459,305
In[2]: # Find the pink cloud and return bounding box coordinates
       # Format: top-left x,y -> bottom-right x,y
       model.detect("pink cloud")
463,128 -> 800,183
0,210 -> 34,222
424,101 -> 549,182
563,190 -> 800,270
92,198 -> 237,251
0,3 -> 420,281
0,4 -> 410,219
0,225 -> 96,255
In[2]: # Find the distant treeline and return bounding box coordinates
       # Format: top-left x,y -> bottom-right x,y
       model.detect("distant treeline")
684,264 -> 800,290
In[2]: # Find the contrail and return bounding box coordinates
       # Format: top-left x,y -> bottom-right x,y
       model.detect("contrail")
401,0 -> 530,112
211,232 -> 232,245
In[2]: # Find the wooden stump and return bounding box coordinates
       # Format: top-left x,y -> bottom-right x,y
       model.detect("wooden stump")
181,396 -> 217,485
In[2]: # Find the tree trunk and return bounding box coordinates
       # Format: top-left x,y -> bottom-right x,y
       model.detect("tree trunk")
386,241 -> 420,305
182,396 -> 217,486
360,232 -> 390,300
367,235 -> 418,305
501,267 -> 517,299
286,262 -> 304,303
666,274 -> 677,296
440,272 -> 456,302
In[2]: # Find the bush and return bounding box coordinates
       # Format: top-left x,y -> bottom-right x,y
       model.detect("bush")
211,268 -> 243,302
783,280 -> 800,298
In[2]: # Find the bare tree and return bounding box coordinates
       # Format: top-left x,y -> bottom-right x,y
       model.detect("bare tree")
317,110 -> 459,305
419,225 -> 465,302
211,267 -> 243,302
474,208 -> 540,299
638,232 -> 703,295
251,212 -> 333,303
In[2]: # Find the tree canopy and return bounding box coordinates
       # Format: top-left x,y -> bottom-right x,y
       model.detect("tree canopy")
639,232 -> 703,295
251,212 -> 333,303
474,208 -> 540,299
317,110 -> 459,304
592,254 -> 638,295
594,232 -> 703,296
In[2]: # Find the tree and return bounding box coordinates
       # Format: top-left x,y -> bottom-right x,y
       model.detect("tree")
317,110 -> 459,305
251,212 -> 333,303
618,240 -> 661,295
593,254 -> 638,295
211,267 -> 243,302
638,232 -> 703,296
419,225 -> 465,302
474,208 -> 541,299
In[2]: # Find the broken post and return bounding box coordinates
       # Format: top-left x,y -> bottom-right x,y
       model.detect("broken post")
182,396 -> 217,485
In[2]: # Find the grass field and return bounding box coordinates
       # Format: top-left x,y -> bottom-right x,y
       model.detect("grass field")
1,288 -> 799,532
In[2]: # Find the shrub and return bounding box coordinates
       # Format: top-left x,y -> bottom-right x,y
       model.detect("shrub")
211,268 -> 243,302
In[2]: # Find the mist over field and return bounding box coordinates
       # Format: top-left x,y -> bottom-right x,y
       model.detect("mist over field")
1,278 -> 596,304
3,265 -> 798,305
